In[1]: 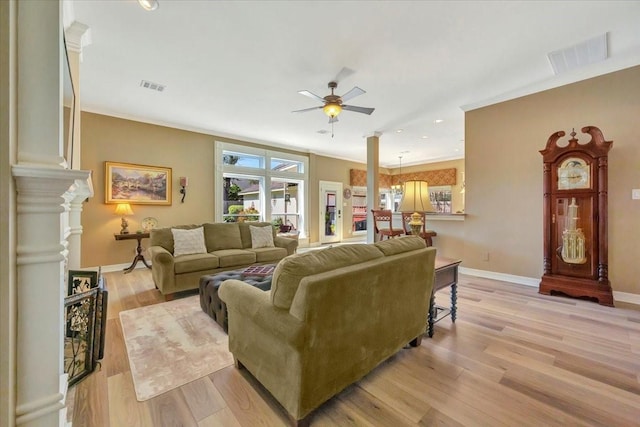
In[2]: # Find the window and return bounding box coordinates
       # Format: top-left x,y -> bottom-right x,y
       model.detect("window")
270,179 -> 301,231
215,142 -> 308,237
222,175 -> 263,223
270,158 -> 304,173
223,152 -> 264,169
430,185 -> 452,213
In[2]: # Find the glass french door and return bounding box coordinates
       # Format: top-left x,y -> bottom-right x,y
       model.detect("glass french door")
319,181 -> 342,244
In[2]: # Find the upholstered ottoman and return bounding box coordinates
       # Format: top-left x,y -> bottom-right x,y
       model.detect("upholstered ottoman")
199,265 -> 274,332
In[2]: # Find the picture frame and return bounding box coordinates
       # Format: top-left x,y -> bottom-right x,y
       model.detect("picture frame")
67,270 -> 99,296
64,288 -> 98,386
105,161 -> 172,205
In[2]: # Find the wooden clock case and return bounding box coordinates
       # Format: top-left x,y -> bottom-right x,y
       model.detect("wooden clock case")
539,126 -> 614,306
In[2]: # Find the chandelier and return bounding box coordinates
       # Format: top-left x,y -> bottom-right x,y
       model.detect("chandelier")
391,155 -> 403,195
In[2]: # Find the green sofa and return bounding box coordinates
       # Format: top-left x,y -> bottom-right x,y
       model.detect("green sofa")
219,236 -> 436,425
148,222 -> 298,299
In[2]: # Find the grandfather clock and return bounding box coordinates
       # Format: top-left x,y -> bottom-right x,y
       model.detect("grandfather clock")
539,126 -> 613,306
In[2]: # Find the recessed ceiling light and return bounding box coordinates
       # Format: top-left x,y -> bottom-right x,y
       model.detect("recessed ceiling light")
396,129 -> 403,133
421,135 -> 429,139
138,0 -> 159,11
434,119 -> 444,124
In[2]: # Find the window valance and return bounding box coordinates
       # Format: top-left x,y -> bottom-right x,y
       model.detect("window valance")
349,168 -> 457,187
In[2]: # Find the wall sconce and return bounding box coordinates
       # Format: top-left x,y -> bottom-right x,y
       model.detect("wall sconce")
114,203 -> 134,234
179,176 -> 188,203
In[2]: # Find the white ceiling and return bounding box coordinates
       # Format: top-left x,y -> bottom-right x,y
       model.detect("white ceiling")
69,1 -> 640,168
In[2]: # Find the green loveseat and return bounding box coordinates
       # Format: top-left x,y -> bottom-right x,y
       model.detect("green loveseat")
219,236 -> 436,425
148,222 -> 298,299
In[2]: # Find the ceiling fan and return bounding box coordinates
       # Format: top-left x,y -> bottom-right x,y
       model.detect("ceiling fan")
293,81 -> 375,125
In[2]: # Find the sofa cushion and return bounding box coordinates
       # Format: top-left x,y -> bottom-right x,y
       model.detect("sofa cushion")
270,244 -> 384,309
248,247 -> 288,263
150,224 -> 199,254
174,253 -> 220,274
203,223 -> 243,251
374,235 -> 426,256
172,227 -> 207,257
250,225 -> 275,248
211,249 -> 256,267
239,222 -> 275,249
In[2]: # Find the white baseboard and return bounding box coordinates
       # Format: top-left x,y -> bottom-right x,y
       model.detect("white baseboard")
459,267 -> 540,287
613,290 -> 640,305
460,267 -> 640,306
88,263 -> 151,274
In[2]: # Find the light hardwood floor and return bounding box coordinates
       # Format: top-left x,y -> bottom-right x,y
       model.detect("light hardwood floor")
70,268 -> 640,426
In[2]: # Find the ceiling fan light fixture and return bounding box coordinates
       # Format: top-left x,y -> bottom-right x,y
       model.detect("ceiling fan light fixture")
323,102 -> 342,118
138,0 -> 159,11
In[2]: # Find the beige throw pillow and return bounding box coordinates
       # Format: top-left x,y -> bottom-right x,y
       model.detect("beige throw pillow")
250,225 -> 274,249
172,227 -> 207,257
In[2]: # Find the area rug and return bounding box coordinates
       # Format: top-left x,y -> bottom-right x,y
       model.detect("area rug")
119,295 -> 234,401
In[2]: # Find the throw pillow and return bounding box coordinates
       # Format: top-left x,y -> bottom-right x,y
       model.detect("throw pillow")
172,227 -> 207,257
250,225 -> 275,249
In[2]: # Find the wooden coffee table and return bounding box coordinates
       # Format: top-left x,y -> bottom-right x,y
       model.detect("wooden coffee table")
427,257 -> 462,337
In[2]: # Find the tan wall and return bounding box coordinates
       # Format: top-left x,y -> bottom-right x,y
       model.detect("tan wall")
465,65 -> 640,295
81,112 -> 216,267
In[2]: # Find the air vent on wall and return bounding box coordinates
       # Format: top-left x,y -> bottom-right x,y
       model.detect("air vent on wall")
548,33 -> 608,75
140,80 -> 166,92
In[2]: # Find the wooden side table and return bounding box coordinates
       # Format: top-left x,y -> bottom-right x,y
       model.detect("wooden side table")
114,232 -> 151,274
428,256 -> 462,337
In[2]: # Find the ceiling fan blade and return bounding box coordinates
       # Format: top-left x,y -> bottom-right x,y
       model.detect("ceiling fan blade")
328,116 -> 339,124
340,86 -> 365,102
342,104 -> 375,115
333,66 -> 355,83
292,106 -> 323,113
298,90 -> 325,103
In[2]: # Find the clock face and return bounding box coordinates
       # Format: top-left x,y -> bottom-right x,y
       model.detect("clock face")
558,157 -> 590,190
141,217 -> 158,232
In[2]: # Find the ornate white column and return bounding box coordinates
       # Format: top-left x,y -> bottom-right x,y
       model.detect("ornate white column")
12,167 -> 89,426
12,1 -> 91,425
366,133 -> 381,244
65,178 -> 93,270
63,21 -> 92,270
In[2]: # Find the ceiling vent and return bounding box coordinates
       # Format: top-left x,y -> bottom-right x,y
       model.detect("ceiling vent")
548,33 -> 608,75
140,80 -> 166,92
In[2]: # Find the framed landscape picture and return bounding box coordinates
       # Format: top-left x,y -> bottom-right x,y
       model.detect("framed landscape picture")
105,161 -> 172,205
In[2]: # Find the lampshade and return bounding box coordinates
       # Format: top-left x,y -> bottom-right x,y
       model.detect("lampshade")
114,203 -> 134,216
398,180 -> 435,213
323,102 -> 342,118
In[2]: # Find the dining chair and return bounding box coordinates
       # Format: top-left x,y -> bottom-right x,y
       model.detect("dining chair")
371,209 -> 404,241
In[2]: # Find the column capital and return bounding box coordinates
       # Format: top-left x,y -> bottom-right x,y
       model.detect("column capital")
64,21 -> 91,59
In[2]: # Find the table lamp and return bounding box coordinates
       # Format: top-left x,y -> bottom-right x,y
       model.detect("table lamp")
114,203 -> 134,234
398,180 -> 435,236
